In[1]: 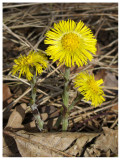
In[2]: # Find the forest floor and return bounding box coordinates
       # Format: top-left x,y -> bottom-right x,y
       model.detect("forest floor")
3,3 -> 118,157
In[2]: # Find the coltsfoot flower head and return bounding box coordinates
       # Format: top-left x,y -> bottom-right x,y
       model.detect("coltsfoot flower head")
11,50 -> 48,81
74,71 -> 105,107
45,19 -> 97,67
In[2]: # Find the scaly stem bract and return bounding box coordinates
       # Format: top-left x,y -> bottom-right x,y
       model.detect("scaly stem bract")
30,73 -> 44,131
62,66 -> 70,131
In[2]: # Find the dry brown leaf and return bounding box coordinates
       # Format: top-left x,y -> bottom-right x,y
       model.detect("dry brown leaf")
94,127 -> 118,154
3,134 -> 21,157
110,104 -> 118,112
41,113 -> 48,121
3,84 -> 13,108
95,69 -> 107,80
104,72 -> 118,88
24,120 -> 36,131
65,133 -> 99,156
4,130 -> 99,157
106,149 -> 111,157
6,103 -> 27,129
84,127 -> 118,157
5,102 -> 48,131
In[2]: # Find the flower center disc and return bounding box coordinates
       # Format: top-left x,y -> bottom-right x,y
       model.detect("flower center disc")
61,33 -> 80,51
88,79 -> 98,93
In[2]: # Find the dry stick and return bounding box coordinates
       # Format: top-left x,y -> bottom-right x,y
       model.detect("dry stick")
37,65 -> 63,84
99,46 -> 117,61
39,90 -> 63,106
102,26 -> 118,31
4,74 -> 48,96
100,39 -> 118,50
33,14 -> 55,50
50,65 -> 60,74
9,24 -> 46,29
103,86 -> 118,90
10,75 -> 30,86
3,24 -> 30,47
70,96 -> 118,118
9,8 -> 117,22
94,19 -> 105,38
3,87 -> 31,114
70,100 -> 114,117
69,102 -> 118,127
59,5 -> 117,12
87,66 -> 118,74
109,53 -> 118,66
110,118 -> 118,129
55,13 -> 118,17
103,88 -> 116,96
37,89 -> 48,96
3,3 -> 39,9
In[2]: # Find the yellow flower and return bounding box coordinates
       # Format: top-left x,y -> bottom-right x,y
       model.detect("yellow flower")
45,19 -> 97,67
11,50 -> 48,81
74,71 -> 105,107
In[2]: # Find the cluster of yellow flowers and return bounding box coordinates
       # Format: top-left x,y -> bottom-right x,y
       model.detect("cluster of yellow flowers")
11,19 -> 105,107
11,51 -> 48,81
45,19 -> 105,107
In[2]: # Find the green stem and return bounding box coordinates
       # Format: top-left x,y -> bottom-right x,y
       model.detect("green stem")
62,66 -> 70,131
30,73 -> 44,131
62,113 -> 68,131
68,94 -> 84,112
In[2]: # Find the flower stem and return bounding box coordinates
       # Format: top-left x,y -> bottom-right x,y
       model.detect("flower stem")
62,66 -> 70,131
68,94 -> 83,111
30,73 -> 44,131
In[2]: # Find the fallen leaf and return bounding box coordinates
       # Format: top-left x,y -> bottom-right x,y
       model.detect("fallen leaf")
104,72 -> 118,88
95,127 -> 118,154
41,113 -> 48,121
3,134 -> 21,157
3,84 -> 13,108
110,104 -> 118,112
65,133 -> 98,156
6,103 -> 27,129
84,127 -> 118,157
94,69 -> 107,80
4,130 -> 99,157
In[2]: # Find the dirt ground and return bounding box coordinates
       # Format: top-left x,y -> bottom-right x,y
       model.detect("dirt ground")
3,3 -> 118,157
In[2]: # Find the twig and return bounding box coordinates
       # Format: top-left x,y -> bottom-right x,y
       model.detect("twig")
110,118 -> 118,129
3,88 -> 31,114
3,3 -> 39,9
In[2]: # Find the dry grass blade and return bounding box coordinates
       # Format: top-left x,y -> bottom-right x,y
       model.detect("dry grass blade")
3,3 -> 39,9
